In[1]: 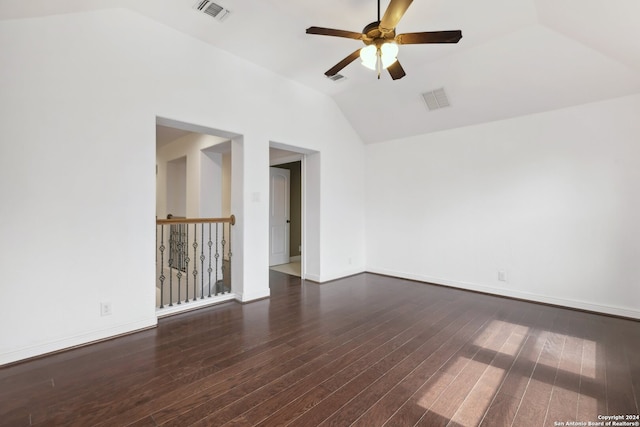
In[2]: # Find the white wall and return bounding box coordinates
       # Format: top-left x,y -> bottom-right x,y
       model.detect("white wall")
165,156 -> 187,217
222,151 -> 232,218
0,8 -> 366,365
200,147 -> 223,218
366,94 -> 640,319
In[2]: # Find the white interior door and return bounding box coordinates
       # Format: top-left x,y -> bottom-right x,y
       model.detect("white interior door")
269,167 -> 290,266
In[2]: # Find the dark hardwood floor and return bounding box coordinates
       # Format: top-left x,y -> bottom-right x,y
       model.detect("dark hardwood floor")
1,271 -> 639,426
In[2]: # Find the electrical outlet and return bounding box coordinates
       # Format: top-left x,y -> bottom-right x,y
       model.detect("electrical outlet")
100,302 -> 112,317
498,271 -> 507,282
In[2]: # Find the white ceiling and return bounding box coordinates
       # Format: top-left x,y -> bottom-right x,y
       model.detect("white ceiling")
3,0 -> 639,144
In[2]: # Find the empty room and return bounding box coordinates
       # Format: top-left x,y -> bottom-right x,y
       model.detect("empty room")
1,0 -> 638,426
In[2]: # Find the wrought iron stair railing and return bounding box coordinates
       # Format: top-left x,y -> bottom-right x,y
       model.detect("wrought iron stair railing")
156,215 -> 235,310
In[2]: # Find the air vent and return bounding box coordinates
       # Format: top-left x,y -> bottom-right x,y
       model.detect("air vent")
422,88 -> 450,111
194,0 -> 230,21
326,74 -> 346,82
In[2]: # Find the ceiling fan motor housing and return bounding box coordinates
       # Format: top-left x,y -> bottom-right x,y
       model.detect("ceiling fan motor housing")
362,21 -> 396,45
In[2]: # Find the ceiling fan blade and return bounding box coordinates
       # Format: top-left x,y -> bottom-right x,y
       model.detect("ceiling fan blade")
396,30 -> 462,44
306,26 -> 364,40
380,0 -> 414,31
325,49 -> 362,76
387,60 -> 406,80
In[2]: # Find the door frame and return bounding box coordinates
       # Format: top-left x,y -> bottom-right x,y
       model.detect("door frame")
269,148 -> 307,279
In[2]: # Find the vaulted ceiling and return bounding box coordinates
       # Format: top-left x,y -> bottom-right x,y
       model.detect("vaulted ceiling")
3,0 -> 639,143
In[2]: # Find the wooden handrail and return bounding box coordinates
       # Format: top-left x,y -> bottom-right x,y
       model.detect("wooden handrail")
156,214 -> 235,226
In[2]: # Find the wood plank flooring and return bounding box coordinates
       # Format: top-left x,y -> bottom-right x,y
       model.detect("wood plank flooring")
1,271 -> 639,426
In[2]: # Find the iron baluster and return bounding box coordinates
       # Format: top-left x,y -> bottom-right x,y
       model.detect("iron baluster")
220,223 -> 226,294
168,227 -> 174,307
176,226 -> 183,304
184,225 -> 190,303
159,225 -> 166,309
176,269 -> 182,305
207,223 -> 213,297
200,224 -> 205,299
215,223 -> 220,295
192,224 -> 198,301
227,221 -> 232,294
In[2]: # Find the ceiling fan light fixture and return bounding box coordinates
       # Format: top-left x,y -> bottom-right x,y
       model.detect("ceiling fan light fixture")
307,0 -> 462,80
380,42 -> 399,68
360,42 -> 398,71
360,45 -> 378,70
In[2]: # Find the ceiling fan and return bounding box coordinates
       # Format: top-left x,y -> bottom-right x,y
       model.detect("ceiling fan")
306,0 -> 462,80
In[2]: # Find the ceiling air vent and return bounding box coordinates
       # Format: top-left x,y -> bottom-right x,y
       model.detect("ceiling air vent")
195,0 -> 230,22
326,74 -> 347,82
422,88 -> 450,111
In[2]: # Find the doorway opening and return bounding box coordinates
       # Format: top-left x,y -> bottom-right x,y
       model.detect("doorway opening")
155,117 -> 241,315
269,143 -> 317,279
269,162 -> 300,276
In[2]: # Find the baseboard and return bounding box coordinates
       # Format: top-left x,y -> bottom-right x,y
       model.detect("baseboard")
366,267 -> 640,320
304,267 -> 366,284
304,273 -> 321,282
235,288 -> 271,303
0,317 -> 158,367
156,294 -> 237,318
